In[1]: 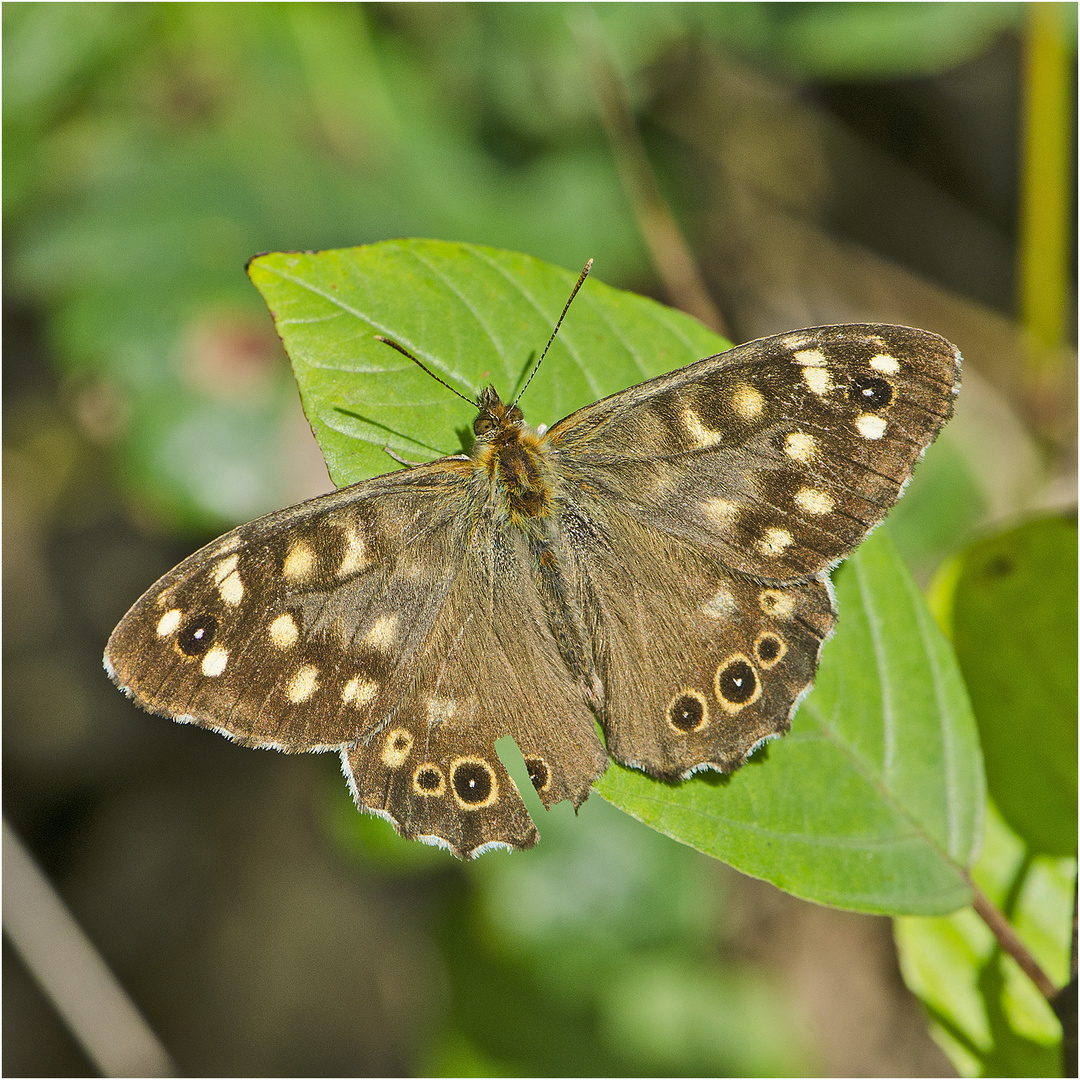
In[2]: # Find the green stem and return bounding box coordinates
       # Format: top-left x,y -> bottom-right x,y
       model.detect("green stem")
1018,2 -> 1070,359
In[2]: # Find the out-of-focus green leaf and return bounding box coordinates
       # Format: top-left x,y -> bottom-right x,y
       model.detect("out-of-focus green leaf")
252,239 -> 982,915
458,793 -> 812,1077
882,430 -> 987,577
699,2 -> 1031,79
895,800 -> 1075,1076
943,516 -> 1078,856
6,5 -> 651,530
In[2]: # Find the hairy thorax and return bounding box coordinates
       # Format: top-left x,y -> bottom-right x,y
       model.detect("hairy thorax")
470,388 -> 556,523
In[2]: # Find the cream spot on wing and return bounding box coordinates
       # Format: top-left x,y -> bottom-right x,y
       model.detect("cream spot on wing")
856,413 -> 887,440
283,541 -> 316,582
732,384 -> 765,420
870,353 -> 901,374
201,646 -> 229,677
794,486 -> 835,515
364,614 -> 398,651
803,366 -> 832,396
342,677 -> 378,706
269,613 -> 298,649
217,571 -> 244,606
381,728 -> 413,768
701,588 -> 737,619
287,664 -> 319,703
337,527 -> 369,578
758,527 -> 793,556
212,553 -> 238,581
784,431 -> 817,464
426,697 -> 459,726
701,497 -> 738,528
759,589 -> 796,618
683,407 -> 723,447
156,609 -> 182,637
794,348 -> 827,366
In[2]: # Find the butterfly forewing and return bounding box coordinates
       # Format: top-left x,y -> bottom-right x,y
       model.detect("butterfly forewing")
549,324 -> 960,582
106,461 -> 477,750
107,460 -> 608,858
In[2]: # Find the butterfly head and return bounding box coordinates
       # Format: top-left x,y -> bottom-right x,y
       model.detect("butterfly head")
473,386 -> 524,440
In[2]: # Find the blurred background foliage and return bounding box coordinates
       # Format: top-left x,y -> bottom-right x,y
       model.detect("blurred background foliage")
3,2 -> 1075,1077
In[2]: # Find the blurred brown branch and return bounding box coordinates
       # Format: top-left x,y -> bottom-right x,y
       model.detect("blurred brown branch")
3,818 -> 178,1077
969,877 -> 1058,1001
573,10 -> 731,340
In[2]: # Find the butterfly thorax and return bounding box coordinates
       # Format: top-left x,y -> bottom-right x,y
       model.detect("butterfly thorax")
471,386 -> 554,522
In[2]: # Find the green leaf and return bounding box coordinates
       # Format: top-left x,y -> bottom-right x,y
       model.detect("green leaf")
895,800 -> 1075,1076
944,516 -> 1078,856
600,528 -> 984,915
250,239 -> 984,914
247,239 -> 724,486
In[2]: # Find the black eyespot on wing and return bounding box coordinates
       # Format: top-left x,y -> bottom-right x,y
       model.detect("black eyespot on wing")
756,634 -> 782,664
524,756 -> 550,792
452,760 -> 494,805
668,693 -> 706,733
717,660 -> 757,705
415,766 -> 443,793
849,374 -> 894,410
177,613 -> 219,657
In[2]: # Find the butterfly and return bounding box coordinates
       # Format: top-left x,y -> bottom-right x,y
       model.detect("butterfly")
105,278 -> 960,858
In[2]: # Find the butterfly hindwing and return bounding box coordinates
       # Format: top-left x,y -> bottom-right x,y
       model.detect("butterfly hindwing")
556,498 -> 836,778
342,511 -> 609,856
550,324 -> 960,582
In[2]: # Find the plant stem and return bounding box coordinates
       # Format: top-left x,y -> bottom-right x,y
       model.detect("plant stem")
969,877 -> 1058,1000
571,10 -> 730,340
1018,1 -> 1070,359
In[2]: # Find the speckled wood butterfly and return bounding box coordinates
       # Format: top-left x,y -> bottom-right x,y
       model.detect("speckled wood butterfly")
105,270 -> 960,858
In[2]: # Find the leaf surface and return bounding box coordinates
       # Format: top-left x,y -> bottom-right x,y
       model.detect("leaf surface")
942,516 -> 1078,856
248,240 -> 720,485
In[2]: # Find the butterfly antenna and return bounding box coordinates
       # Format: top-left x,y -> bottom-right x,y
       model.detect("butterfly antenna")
373,336 -> 477,407
512,258 -> 593,406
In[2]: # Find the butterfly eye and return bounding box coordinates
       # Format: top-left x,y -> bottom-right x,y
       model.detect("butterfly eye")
507,405 -> 524,424
473,414 -> 495,436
